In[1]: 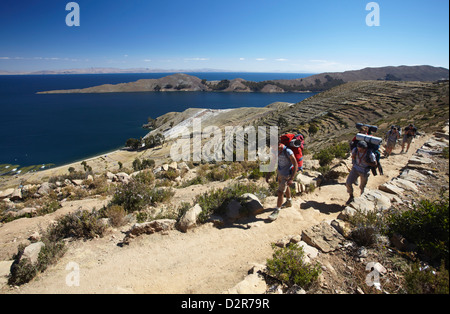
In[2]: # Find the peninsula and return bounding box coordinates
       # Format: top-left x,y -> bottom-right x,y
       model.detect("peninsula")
37,65 -> 449,94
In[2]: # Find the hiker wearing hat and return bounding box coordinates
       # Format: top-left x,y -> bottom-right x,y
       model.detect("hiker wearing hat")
345,141 -> 377,205
268,142 -> 298,221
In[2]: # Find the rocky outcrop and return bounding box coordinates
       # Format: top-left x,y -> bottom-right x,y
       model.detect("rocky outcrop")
178,204 -> 202,233
21,242 -> 45,265
225,264 -> 267,294
301,221 -> 345,253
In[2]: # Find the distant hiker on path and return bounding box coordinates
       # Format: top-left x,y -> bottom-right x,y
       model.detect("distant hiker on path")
345,141 -> 377,205
384,126 -> 401,157
401,123 -> 417,153
268,142 -> 298,221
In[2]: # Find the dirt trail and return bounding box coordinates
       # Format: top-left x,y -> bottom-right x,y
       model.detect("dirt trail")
1,136 -> 429,294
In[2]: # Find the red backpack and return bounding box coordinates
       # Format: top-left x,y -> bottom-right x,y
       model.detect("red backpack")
280,133 -> 304,170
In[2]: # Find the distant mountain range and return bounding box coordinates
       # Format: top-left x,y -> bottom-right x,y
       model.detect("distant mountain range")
275,65 -> 449,86
36,65 -> 449,94
0,67 -> 229,75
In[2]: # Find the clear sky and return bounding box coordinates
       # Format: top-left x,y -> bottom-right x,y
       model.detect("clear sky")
0,0 -> 448,73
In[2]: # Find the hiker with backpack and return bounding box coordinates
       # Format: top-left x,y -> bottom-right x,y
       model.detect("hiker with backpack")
345,140 -> 377,205
401,123 -> 417,153
351,123 -> 383,176
279,133 -> 304,171
268,142 -> 298,221
384,126 -> 401,157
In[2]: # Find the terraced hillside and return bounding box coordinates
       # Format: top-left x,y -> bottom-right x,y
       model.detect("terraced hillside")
256,80 -> 449,152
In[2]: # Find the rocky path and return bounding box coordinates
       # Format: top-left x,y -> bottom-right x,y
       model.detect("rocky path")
0,134 -> 439,294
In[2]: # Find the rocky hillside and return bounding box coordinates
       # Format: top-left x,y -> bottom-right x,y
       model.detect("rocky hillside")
37,65 -> 449,94
147,80 -> 449,155
274,65 -> 449,88
0,122 -> 448,294
1,78 -> 448,295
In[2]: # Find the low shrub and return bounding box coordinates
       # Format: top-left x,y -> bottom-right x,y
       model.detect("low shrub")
110,180 -> 149,212
105,205 -> 127,227
348,208 -> 387,247
441,147 -> 449,159
110,173 -> 173,212
159,168 -> 179,181
404,262 -> 449,294
88,175 -> 111,196
387,196 -> 449,267
36,199 -> 61,216
8,239 -> 66,286
313,142 -> 349,167
47,210 -> 106,242
248,166 -> 265,180
180,176 -> 207,187
132,158 -> 155,171
266,243 -> 322,288
133,169 -> 155,185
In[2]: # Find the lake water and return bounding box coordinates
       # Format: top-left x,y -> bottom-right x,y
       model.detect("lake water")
0,72 -> 317,173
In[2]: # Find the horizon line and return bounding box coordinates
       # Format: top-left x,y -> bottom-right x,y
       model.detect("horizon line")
1,64 -> 449,76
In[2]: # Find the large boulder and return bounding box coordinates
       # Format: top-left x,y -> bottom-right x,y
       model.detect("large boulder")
301,221 -> 345,253
178,204 -> 202,232
37,182 -> 52,196
10,189 -> 23,201
225,264 -> 267,294
0,188 -> 15,199
22,242 -> 45,265
391,178 -> 418,192
296,172 -> 322,188
408,155 -> 434,165
379,182 -> 404,196
296,241 -> 319,263
225,199 -> 243,221
241,193 -> 264,215
400,169 -> 427,183
362,190 -> 391,211
115,172 -> 130,184
338,189 -> 391,220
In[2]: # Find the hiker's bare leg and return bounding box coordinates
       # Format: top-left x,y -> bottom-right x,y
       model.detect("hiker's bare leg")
277,190 -> 284,208
277,176 -> 287,208
359,174 -> 369,195
285,184 -> 291,200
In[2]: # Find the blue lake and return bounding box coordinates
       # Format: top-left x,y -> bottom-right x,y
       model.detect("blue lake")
0,73 -> 317,170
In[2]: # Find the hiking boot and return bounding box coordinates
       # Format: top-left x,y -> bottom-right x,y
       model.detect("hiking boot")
346,195 -> 354,205
268,209 -> 280,221
281,200 -> 292,208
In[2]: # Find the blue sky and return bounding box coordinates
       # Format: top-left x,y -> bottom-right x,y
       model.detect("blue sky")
0,0 -> 448,73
